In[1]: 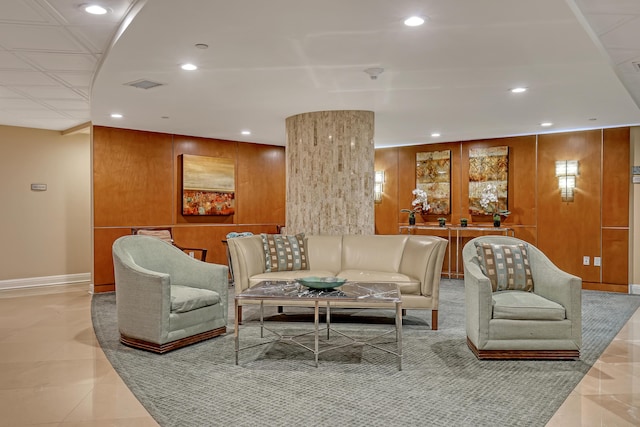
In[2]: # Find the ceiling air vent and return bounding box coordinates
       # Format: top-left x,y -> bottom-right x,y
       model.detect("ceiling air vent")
124,79 -> 164,89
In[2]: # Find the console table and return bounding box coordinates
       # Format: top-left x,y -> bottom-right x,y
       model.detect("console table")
399,225 -> 515,278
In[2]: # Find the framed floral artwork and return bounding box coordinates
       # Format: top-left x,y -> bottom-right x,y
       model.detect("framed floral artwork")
416,150 -> 451,215
182,154 -> 235,216
468,146 -> 509,215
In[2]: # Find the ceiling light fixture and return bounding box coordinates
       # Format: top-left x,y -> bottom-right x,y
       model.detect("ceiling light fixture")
404,16 -> 425,27
241,130 -> 251,135
84,4 -> 108,15
540,122 -> 553,127
431,133 -> 441,137
181,63 -> 198,71
195,43 -> 209,49
510,87 -> 527,93
364,67 -> 384,80
110,113 -> 123,118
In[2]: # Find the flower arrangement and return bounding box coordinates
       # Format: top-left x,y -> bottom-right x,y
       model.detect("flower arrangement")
479,183 -> 510,221
400,188 -> 430,221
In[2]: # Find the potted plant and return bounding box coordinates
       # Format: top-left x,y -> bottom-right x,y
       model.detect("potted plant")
479,184 -> 510,227
438,217 -> 446,227
401,209 -> 417,226
460,218 -> 468,227
401,188 -> 430,225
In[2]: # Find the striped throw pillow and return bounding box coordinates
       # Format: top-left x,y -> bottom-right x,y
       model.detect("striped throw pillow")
261,233 -> 308,272
475,242 -> 534,292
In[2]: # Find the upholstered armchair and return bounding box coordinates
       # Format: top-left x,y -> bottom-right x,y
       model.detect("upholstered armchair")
462,236 -> 581,360
112,235 -> 228,353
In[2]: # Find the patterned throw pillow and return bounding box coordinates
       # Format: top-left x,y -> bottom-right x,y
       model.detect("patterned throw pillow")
475,242 -> 534,292
261,233 -> 308,272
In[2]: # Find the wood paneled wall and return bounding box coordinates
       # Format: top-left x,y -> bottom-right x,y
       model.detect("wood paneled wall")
93,126 -> 286,293
375,128 -> 630,291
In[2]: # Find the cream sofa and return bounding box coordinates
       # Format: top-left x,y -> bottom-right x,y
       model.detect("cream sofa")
227,234 -> 448,329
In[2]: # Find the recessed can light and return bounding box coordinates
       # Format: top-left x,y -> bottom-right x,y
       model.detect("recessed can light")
431,133 -> 441,137
510,87 -> 527,93
404,16 -> 425,27
241,130 -> 251,135
540,122 -> 553,127
181,63 -> 197,71
84,4 -> 108,15
110,113 -> 123,118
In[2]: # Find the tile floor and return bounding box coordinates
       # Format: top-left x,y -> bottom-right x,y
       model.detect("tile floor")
0,283 -> 638,426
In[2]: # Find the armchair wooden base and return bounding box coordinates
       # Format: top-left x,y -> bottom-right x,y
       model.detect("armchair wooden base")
467,337 -> 579,360
121,326 -> 226,354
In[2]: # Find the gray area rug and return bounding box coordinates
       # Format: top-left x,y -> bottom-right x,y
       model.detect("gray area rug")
91,279 -> 640,427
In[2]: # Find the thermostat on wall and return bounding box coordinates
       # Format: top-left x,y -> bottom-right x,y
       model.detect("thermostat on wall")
31,183 -> 47,191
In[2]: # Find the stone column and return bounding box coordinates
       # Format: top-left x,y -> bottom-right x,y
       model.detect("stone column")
285,110 -> 375,235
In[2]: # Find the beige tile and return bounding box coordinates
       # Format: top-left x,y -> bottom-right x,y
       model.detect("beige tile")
62,382 -> 155,422
547,391 -> 639,427
0,384 -> 93,426
0,358 -> 115,389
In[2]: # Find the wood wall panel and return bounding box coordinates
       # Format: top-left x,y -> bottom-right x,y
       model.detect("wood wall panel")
375,127 -> 630,289
602,228 -> 629,285
92,127 -> 286,291
537,130 -> 602,282
93,127 -> 174,226
374,148 -> 399,235
93,227 -> 130,286
462,136 -> 537,227
173,135 -> 237,225
236,143 -> 286,226
603,127 -> 630,227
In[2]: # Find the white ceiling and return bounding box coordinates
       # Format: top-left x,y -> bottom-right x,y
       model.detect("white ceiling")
1,0 -> 640,146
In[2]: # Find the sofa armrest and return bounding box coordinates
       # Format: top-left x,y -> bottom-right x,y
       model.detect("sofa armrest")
463,259 -> 494,347
228,235 -> 267,292
398,236 -> 447,301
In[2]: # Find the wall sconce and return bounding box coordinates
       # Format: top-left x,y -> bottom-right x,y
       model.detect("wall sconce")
555,160 -> 578,201
374,170 -> 385,203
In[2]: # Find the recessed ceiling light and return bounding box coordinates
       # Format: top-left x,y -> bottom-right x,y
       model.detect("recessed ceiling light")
510,87 -> 527,93
431,133 -> 441,137
404,16 -> 426,27
110,113 -> 123,118
181,63 -> 197,71
540,122 -> 553,127
241,130 -> 251,135
195,43 -> 209,50
84,4 -> 108,15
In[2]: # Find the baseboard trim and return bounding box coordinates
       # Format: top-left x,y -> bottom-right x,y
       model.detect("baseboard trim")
630,284 -> 640,295
0,273 -> 91,291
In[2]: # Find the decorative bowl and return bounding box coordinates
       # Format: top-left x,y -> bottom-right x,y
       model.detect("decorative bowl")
298,276 -> 347,290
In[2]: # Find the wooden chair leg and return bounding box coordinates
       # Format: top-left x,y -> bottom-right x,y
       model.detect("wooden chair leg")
402,309 -> 407,316
432,309 -> 438,330
277,306 -> 283,313
237,306 -> 243,325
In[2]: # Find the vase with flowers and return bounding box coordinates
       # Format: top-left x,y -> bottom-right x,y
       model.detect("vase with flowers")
401,188 -> 430,225
479,183 -> 510,227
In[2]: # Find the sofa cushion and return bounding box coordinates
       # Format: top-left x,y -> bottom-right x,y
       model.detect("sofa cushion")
170,285 -> 220,313
475,242 -> 534,292
337,270 -> 420,295
261,233 -> 308,272
492,291 -> 565,320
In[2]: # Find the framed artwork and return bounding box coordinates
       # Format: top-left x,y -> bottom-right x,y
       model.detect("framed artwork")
182,154 -> 235,216
468,146 -> 509,215
416,150 -> 451,215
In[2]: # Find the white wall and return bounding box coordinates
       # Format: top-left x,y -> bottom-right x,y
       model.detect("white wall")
0,125 -> 91,288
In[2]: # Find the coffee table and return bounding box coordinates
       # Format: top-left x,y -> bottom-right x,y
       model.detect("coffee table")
234,280 -> 403,370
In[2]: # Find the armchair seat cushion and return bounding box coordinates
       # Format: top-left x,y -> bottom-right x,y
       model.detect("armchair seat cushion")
171,285 -> 221,313
492,291 -> 565,321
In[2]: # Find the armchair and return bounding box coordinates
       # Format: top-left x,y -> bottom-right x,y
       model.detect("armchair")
462,236 -> 581,360
131,227 -> 208,261
112,235 -> 228,353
